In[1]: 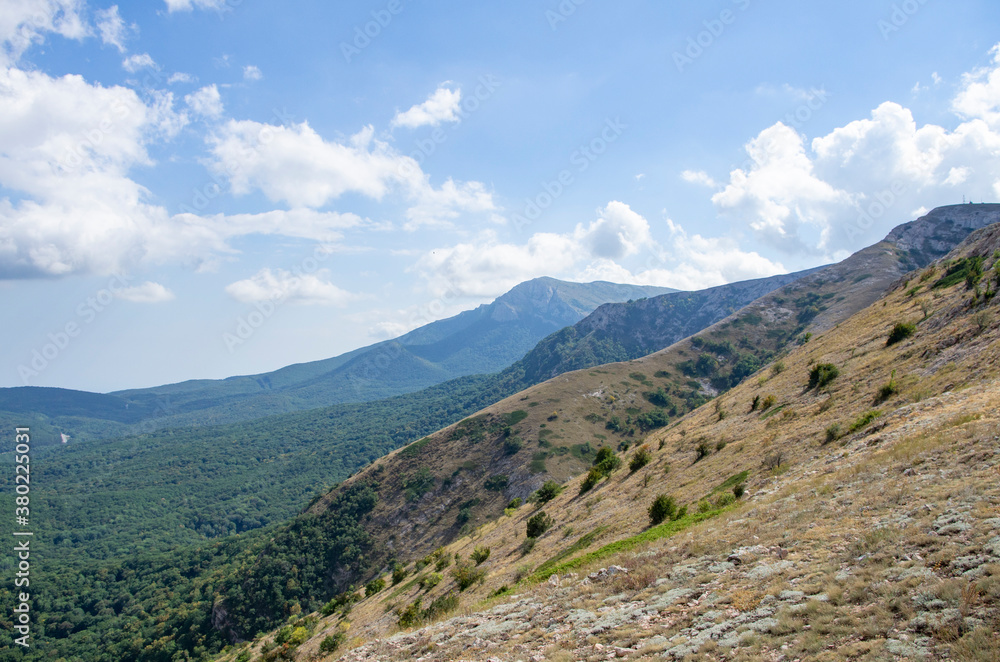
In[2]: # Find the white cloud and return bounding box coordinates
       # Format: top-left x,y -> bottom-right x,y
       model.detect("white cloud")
243,65 -> 262,81
697,43 -> 1000,258
0,0 -> 88,65
414,201 -> 786,297
208,119 -> 495,227
225,268 -> 355,305
391,85 -> 462,129
168,72 -> 196,84
95,5 -> 127,52
115,281 -> 175,303
122,52 -> 156,73
681,170 -> 718,187
185,84 -> 223,118
164,0 -> 226,12
953,45 -> 1000,129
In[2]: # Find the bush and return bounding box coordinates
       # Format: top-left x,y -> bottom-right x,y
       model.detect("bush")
594,447 -> 622,475
750,394 -> 760,412
365,577 -> 385,597
503,436 -> 523,455
531,480 -> 564,504
419,572 -> 442,590
715,493 -> 736,508
392,563 -> 408,585
471,546 -> 491,565
849,409 -> 883,433
319,633 -> 346,653
484,474 -> 509,491
648,494 -> 678,525
886,322 -> 916,346
435,551 -> 452,572
578,466 -> 602,495
733,484 -> 745,499
397,599 -> 423,627
695,440 -> 711,462
630,445 -> 652,472
824,423 -> 842,445
808,363 -> 840,389
451,562 -> 486,591
526,511 -> 554,538
876,370 -> 899,404
760,394 -> 777,411
506,497 -> 522,510
520,537 -> 536,556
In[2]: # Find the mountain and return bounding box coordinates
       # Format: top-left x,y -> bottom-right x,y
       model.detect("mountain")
226,219 -> 1000,662
209,206 -> 1000,641
5,206 -> 999,661
0,278 -> 673,445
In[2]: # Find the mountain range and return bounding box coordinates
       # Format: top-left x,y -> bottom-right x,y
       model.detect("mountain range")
1,204 -> 999,661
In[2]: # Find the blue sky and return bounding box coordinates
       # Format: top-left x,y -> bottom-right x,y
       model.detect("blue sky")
3,0 -> 1000,392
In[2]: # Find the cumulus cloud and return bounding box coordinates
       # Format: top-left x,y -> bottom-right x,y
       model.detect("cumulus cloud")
208,120 -> 495,228
242,65 -> 262,81
122,52 -> 156,72
702,45 -> 1000,258
164,0 -> 227,12
95,5 -> 127,52
185,84 -> 223,118
413,201 -> 778,297
115,281 -> 175,303
681,170 -> 718,187
168,72 -> 196,84
225,268 -> 355,305
391,85 -> 462,129
0,0 -> 88,65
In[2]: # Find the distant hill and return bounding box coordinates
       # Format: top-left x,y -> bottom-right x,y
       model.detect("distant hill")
0,278 -> 673,444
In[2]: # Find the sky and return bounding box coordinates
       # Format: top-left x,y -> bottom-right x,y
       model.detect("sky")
3,0 -> 1000,393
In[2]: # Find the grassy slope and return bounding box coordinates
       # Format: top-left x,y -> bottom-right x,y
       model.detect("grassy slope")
229,225 -> 1000,661
296,237 -> 922,579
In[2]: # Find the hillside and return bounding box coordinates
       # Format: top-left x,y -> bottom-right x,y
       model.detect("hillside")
0,279 -> 673,445
204,206 -> 1000,644
230,222 -> 1000,662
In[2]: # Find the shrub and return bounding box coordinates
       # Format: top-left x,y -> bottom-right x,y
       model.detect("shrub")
484,474 -> 509,491
392,563 -> 408,585
235,652 -> 252,662
319,633 -> 346,653
423,592 -> 459,620
452,562 -> 485,591
531,481 -> 564,504
760,394 -> 777,411
526,511 -> 554,538
695,440 -> 711,462
471,546 -> 491,565
435,552 -> 451,572
578,466 -> 602,495
397,599 -> 422,627
772,361 -> 786,375
849,409 -> 883,433
876,370 -> 899,404
593,447 -> 622,475
630,445 -> 652,472
715,493 -> 736,508
886,322 -> 916,346
419,572 -> 442,590
520,537 -> 536,556
733,484 -> 745,499
808,363 -> 840,389
503,436 -> 523,455
750,394 -> 760,412
824,423 -> 842,445
648,494 -> 678,525
365,577 -> 385,597
716,440 -> 727,452
506,497 -> 522,510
